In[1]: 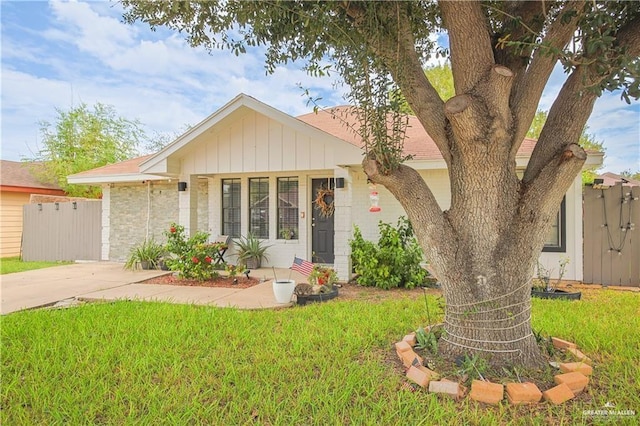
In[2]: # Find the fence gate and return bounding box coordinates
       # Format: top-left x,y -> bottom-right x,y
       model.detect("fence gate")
583,183 -> 639,286
22,200 -> 101,262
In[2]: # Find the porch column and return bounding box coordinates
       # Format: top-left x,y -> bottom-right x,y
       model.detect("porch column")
178,175 -> 198,236
333,167 -> 353,281
101,184 -> 111,261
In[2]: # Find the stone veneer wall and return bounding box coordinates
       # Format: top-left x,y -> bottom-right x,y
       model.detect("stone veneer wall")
197,179 -> 209,234
109,179 -> 210,262
109,181 -> 179,261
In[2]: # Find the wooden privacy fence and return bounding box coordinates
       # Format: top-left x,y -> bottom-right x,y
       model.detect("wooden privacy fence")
583,183 -> 639,287
22,200 -> 101,262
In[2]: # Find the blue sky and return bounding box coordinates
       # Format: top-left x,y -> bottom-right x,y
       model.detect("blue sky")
2,1 -> 638,174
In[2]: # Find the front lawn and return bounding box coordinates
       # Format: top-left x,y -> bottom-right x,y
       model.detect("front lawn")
1,290 -> 638,424
0,256 -> 70,274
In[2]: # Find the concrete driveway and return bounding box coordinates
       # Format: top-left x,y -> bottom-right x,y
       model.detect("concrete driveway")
1,262 -> 166,315
1,262 -> 303,315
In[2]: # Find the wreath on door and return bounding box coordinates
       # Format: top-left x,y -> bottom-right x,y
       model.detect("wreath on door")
314,187 -> 335,218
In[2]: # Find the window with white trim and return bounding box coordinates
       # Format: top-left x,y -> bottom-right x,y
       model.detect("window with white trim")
249,178 -> 269,239
277,177 -> 298,240
543,197 -> 566,252
222,178 -> 241,237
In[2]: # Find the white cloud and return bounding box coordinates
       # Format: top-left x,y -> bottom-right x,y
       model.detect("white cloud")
48,1 -> 136,58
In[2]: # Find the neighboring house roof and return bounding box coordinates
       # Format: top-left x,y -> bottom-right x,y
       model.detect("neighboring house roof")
0,160 -> 65,195
67,155 -> 167,184
596,172 -> 640,187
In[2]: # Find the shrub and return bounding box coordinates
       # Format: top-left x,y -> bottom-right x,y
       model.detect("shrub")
164,223 -> 221,281
350,217 -> 427,289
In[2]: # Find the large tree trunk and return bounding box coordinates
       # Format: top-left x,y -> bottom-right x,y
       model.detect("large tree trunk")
364,65 -> 588,368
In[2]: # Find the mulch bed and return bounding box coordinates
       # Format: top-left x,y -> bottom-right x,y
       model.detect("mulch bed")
141,272 -> 441,302
141,273 -> 259,289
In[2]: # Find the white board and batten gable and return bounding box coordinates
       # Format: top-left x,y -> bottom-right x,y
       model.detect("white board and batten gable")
139,94 -> 364,177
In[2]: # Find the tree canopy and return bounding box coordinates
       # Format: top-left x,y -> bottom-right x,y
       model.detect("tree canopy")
28,103 -> 143,198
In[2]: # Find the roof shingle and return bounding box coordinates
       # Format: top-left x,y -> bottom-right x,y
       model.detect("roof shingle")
0,160 -> 63,190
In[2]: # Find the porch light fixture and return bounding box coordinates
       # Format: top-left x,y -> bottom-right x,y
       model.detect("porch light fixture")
178,181 -> 188,192
335,177 -> 345,189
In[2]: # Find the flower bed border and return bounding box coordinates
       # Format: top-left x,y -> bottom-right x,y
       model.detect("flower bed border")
296,286 -> 339,306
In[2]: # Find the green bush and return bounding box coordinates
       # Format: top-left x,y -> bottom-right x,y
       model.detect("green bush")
350,217 -> 427,289
164,223 -> 222,281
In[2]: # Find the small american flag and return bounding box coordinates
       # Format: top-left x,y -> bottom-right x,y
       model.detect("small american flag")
292,257 -> 314,276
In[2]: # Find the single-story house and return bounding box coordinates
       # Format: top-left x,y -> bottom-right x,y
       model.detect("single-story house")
68,94 -> 603,281
0,160 -> 66,257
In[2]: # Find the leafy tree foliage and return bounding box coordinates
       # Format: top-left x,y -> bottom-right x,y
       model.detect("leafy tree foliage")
141,124 -> 193,155
621,169 -> 640,181
28,103 -> 143,197
397,64 -> 455,114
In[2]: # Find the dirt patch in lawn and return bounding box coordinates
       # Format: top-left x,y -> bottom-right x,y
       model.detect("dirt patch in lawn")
141,273 -> 260,289
332,282 -> 441,303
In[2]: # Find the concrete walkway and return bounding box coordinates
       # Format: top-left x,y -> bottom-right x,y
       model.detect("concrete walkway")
1,262 -> 307,315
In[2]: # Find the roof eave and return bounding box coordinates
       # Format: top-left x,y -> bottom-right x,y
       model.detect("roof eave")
67,173 -> 169,185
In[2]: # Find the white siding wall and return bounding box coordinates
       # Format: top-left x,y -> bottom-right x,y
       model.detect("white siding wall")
538,175 -> 583,281
348,168 -> 451,241
344,167 -> 583,281
178,109 -> 361,176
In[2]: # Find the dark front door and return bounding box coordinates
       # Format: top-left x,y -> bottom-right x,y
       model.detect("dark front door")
311,178 -> 335,263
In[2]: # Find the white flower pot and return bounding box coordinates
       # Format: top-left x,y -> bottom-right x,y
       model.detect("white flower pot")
272,279 -> 296,303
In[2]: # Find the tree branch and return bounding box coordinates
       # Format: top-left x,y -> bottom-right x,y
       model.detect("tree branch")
444,95 -> 485,144
342,1 -> 451,165
388,11 -> 451,166
444,65 -> 515,152
493,1 -> 546,73
472,65 -> 515,143
523,68 -> 597,184
510,1 -> 585,157
363,158 -> 455,267
616,14 -> 640,58
516,144 -> 586,249
439,0 -> 495,93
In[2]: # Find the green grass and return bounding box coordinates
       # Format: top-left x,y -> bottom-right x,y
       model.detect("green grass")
0,256 -> 71,274
1,290 -> 639,424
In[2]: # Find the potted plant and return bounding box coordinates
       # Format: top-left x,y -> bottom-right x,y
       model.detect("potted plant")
295,265 -> 340,305
273,278 -> 296,303
279,227 -> 296,240
234,233 -> 272,269
531,258 -> 581,300
124,238 -> 166,270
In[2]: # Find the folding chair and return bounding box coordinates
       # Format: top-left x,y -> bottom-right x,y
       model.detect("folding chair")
211,235 -> 230,267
